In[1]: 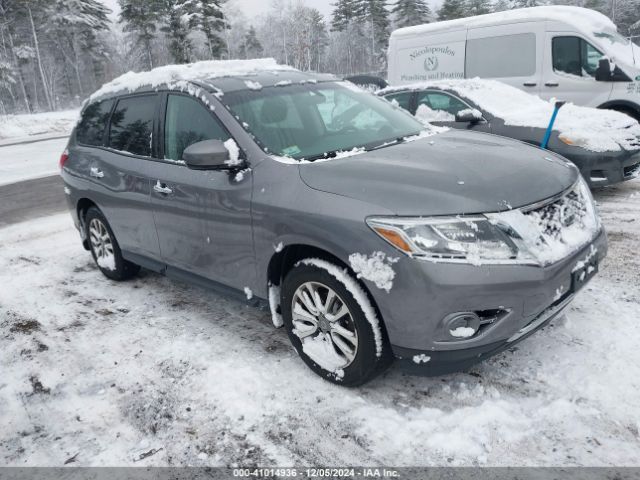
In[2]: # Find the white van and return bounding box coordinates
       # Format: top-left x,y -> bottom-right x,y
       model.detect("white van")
387,6 -> 640,120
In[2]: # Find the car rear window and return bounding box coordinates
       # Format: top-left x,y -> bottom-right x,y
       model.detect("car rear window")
109,95 -> 157,157
76,99 -> 114,146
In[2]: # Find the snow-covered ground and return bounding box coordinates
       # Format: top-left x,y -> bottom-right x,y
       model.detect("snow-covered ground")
0,138 -> 68,187
0,110 -> 78,144
1,179 -> 640,467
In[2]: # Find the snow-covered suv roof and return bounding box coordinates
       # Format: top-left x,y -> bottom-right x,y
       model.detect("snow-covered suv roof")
87,58 -> 334,104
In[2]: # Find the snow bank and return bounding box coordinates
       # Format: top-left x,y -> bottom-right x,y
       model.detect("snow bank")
88,58 -> 295,103
382,79 -> 640,153
0,110 -> 79,141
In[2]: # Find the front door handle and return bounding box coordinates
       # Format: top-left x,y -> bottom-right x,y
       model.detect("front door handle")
545,82 -> 559,87
90,167 -> 104,178
523,82 -> 537,87
153,180 -> 173,195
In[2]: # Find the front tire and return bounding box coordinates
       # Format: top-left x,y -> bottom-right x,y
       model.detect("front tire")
281,258 -> 392,386
85,207 -> 140,281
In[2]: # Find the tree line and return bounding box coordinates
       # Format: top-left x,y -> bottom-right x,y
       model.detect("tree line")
0,0 -> 638,115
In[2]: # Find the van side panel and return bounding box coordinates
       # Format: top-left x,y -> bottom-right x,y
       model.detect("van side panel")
388,29 -> 467,85
465,21 -> 544,93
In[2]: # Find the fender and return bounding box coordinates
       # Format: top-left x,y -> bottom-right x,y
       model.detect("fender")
598,100 -> 640,121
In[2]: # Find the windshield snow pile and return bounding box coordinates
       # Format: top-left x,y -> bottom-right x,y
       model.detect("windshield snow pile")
88,58 -> 295,103
383,79 -> 640,153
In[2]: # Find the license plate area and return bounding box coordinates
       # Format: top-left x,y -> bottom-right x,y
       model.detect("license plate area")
571,258 -> 598,292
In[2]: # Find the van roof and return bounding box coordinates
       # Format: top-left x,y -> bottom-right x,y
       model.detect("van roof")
86,58 -> 332,104
390,6 -> 616,40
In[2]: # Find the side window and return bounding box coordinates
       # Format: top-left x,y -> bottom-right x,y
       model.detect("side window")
164,94 -> 230,161
466,33 -> 536,78
417,92 -> 468,115
552,36 -> 604,78
109,95 -> 157,157
383,92 -> 412,112
77,99 -> 114,146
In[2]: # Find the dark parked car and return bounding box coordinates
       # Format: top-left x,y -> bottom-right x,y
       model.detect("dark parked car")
379,79 -> 640,187
60,60 -> 606,386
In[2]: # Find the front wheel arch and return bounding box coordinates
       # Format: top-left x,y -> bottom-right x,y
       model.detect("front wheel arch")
597,101 -> 640,122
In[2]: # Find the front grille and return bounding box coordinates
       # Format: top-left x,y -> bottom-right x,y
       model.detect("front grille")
624,162 -> 640,178
523,184 -> 589,239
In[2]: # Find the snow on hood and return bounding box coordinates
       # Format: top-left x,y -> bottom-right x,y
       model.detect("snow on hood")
87,58 -> 296,103
381,79 -> 640,153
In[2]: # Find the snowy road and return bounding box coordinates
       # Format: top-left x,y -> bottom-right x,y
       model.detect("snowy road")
1,175 -> 640,466
0,137 -> 68,187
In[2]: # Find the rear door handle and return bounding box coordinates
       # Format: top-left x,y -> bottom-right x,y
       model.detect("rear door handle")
545,82 -> 559,87
153,180 -> 173,195
90,167 -> 104,178
523,82 -> 537,87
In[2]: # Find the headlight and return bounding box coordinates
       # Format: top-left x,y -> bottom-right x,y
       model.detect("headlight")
558,134 -> 587,147
366,216 -> 520,263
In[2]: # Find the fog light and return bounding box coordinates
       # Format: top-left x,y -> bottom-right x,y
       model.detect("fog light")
444,312 -> 481,340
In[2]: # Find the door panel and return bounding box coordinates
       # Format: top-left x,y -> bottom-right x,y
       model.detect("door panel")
83,93 -> 161,259
150,93 -> 255,289
540,33 -> 613,106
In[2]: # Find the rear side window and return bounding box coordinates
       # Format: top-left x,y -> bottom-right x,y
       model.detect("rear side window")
552,36 -> 604,78
109,95 -> 157,157
164,94 -> 230,161
77,99 -> 114,146
466,33 -> 536,78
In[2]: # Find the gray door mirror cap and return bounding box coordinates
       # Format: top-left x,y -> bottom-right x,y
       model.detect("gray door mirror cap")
183,139 -> 244,170
455,109 -> 483,124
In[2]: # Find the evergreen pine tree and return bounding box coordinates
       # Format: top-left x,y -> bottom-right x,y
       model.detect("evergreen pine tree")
466,0 -> 492,15
198,0 -> 226,59
331,0 -> 362,31
161,0 -> 194,64
359,0 -> 390,68
243,25 -> 263,59
392,0 -> 431,27
118,0 -> 163,69
438,0 -> 466,20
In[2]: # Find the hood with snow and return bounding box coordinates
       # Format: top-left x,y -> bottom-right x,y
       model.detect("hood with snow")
380,79 -> 640,153
299,130 -> 578,216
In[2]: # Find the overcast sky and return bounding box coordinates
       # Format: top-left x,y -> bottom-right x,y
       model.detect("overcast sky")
101,0 -> 336,22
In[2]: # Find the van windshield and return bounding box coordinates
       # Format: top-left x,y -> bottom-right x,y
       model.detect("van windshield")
593,31 -> 640,67
222,81 -> 424,160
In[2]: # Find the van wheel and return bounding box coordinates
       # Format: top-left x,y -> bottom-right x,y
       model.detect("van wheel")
85,207 -> 140,281
281,258 -> 392,386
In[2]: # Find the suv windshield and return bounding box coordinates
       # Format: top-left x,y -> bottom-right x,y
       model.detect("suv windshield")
222,81 -> 424,160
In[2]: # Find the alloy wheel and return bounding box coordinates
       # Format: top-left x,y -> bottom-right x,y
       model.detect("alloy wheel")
291,281 -> 359,369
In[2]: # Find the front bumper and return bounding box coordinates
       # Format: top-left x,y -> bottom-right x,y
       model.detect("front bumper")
369,229 -> 607,375
572,150 -> 640,187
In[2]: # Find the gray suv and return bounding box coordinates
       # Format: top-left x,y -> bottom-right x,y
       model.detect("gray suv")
60,63 -> 607,386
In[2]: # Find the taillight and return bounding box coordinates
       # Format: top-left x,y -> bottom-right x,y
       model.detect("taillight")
59,149 -> 69,170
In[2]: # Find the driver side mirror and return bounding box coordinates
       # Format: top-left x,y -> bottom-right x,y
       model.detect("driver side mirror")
595,58 -> 613,82
455,108 -> 483,124
183,139 -> 233,170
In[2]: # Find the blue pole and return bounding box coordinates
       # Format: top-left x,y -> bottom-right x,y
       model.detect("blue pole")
541,101 -> 565,149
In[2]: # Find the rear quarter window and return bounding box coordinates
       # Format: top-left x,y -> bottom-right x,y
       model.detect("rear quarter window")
76,99 -> 114,146
108,94 -> 157,157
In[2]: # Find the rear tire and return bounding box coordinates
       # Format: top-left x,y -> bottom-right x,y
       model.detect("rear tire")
281,258 -> 392,386
85,207 -> 140,281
